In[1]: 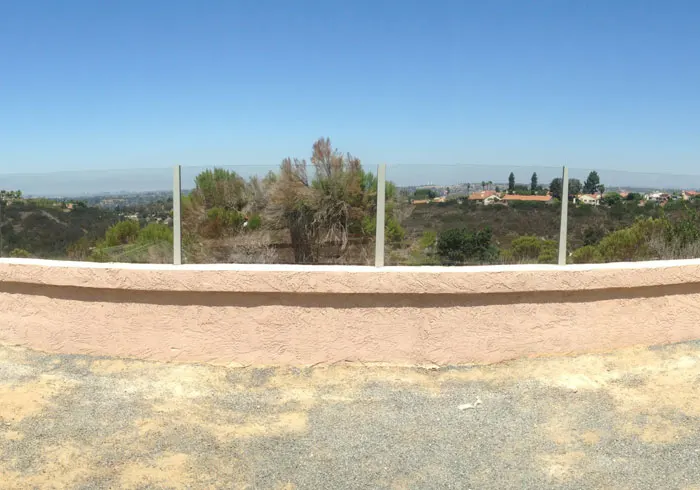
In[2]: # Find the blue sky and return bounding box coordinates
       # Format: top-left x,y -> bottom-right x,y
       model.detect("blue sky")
2,0 -> 700,192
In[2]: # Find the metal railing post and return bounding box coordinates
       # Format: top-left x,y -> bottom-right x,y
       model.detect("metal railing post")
558,166 -> 569,265
173,165 -> 182,265
374,163 -> 386,267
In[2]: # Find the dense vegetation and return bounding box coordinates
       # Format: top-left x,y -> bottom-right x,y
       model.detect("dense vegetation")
3,146 -> 700,266
390,195 -> 700,265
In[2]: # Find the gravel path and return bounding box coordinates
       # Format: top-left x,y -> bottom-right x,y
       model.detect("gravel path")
2,342 -> 700,489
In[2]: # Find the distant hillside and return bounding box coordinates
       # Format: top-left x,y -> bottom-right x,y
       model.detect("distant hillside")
0,201 -> 119,258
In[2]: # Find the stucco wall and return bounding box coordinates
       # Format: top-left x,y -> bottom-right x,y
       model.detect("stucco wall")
1,258 -> 700,365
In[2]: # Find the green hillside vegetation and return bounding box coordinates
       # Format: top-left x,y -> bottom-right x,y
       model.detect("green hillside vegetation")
90,221 -> 173,263
0,200 -> 120,259
4,149 -> 700,267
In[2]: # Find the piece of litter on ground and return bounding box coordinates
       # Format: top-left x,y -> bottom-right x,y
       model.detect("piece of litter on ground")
458,397 -> 483,410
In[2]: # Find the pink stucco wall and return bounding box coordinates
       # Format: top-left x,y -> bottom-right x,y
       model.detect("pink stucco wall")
1,259 -> 700,365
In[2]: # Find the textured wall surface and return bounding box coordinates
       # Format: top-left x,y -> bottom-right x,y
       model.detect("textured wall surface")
1,259 -> 700,365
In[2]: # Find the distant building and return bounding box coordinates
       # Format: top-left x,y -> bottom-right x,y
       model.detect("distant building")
482,195 -> 502,206
467,190 -> 499,203
577,194 -> 600,206
644,192 -> 669,203
501,194 -> 553,204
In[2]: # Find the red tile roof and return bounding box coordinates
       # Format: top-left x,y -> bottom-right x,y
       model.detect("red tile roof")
502,194 -> 553,202
468,191 -> 498,200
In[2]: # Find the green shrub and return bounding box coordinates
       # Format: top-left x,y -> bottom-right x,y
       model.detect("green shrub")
436,227 -> 498,264
89,247 -> 111,263
418,231 -> 437,249
202,207 -> 244,238
509,235 -> 557,263
137,223 -> 173,245
360,215 -> 405,243
666,206 -> 700,246
386,217 -> 405,243
9,248 -> 31,258
499,248 -> 514,263
537,248 -> 557,264
103,220 -> 140,247
582,226 -> 606,246
246,214 -> 262,231
596,218 -> 665,262
510,235 -> 542,260
361,215 -> 375,236
571,245 -> 602,264
602,193 -> 623,206
571,204 -> 595,217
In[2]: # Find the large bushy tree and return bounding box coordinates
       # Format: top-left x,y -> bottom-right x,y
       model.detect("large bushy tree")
583,171 -> 601,194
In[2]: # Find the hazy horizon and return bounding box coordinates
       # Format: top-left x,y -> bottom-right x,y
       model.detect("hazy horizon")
3,164 -> 700,197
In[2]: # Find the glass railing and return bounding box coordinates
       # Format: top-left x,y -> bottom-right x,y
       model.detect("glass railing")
2,163 -> 700,267
0,168 -> 173,263
566,168 -> 700,264
180,160 -> 378,265
384,164 -> 564,266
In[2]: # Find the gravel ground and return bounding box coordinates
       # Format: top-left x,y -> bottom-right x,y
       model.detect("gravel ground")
2,342 -> 700,489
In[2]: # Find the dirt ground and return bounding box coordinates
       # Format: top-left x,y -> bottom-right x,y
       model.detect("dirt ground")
2,341 -> 700,489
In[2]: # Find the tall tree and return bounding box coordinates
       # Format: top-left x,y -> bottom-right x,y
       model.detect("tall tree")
568,178 -> 582,196
530,172 -> 538,194
549,178 -> 562,199
508,172 -> 515,194
549,178 -> 582,200
583,171 -> 601,194
481,181 -> 486,191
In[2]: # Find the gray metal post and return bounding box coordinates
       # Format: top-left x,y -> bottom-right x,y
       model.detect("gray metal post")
173,165 -> 182,265
558,166 -> 569,265
374,163 -> 386,267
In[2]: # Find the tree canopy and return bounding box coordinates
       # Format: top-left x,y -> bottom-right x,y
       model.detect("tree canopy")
583,171 -> 601,194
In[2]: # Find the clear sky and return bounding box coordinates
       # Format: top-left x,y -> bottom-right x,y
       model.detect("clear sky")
2,0 -> 700,192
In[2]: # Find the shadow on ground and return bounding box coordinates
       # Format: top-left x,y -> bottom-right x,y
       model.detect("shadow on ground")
2,341 -> 700,489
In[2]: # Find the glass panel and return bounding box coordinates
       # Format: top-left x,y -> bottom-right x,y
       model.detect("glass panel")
567,168 -> 700,264
181,158 -> 378,265
385,164 -> 563,266
0,168 -> 173,263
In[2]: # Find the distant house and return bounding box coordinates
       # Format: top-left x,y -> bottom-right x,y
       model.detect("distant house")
577,194 -> 600,206
411,199 -> 430,205
501,194 -> 553,204
683,190 -> 699,200
645,192 -> 670,203
432,196 -> 447,203
467,190 -> 499,203
483,195 -> 502,206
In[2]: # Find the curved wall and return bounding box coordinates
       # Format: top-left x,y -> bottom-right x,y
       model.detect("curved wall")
1,259 -> 700,365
